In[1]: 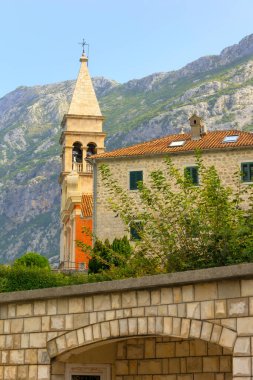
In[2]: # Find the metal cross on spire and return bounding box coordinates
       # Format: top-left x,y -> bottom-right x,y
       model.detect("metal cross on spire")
79,38 -> 88,54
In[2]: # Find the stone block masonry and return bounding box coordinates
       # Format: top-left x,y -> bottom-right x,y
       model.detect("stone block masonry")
115,337 -> 232,377
0,264 -> 252,379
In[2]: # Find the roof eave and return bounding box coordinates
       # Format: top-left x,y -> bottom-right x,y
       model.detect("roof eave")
93,145 -> 253,161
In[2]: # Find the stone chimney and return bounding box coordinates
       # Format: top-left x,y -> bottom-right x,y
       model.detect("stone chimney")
189,114 -> 206,140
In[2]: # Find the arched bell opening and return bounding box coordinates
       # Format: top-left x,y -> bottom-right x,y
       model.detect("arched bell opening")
86,142 -> 97,157
72,142 -> 83,163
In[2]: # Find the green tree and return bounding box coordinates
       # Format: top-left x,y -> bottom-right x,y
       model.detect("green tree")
88,237 -> 132,274
13,252 -> 51,270
88,239 -> 111,274
99,154 -> 253,273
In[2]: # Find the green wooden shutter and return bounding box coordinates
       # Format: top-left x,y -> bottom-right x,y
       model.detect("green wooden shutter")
130,222 -> 142,240
130,171 -> 143,190
129,172 -> 135,190
185,167 -> 199,185
242,163 -> 249,182
191,167 -> 199,185
241,163 -> 253,182
250,164 -> 253,182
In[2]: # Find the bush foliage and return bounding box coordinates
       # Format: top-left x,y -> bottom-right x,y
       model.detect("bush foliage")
0,266 -> 78,292
13,252 -> 50,269
0,264 -> 116,293
84,237 -> 161,279
88,236 -> 132,274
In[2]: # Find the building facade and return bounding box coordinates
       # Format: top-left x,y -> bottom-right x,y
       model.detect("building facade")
92,116 -> 253,242
59,52 -> 105,269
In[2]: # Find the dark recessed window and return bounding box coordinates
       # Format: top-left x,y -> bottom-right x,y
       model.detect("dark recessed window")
241,163 -> 253,182
130,221 -> 143,241
184,166 -> 199,185
129,171 -> 143,190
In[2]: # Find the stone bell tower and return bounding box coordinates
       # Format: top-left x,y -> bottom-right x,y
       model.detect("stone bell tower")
59,51 -> 105,269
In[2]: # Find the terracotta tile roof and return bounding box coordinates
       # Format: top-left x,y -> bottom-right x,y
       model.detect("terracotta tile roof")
81,194 -> 93,217
94,130 -> 253,160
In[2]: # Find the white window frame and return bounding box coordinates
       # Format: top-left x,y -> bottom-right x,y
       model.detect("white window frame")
65,364 -> 111,380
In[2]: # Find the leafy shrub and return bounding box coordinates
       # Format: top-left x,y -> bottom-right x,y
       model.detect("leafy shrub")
13,252 -> 50,269
0,262 -> 117,293
0,265 -> 93,292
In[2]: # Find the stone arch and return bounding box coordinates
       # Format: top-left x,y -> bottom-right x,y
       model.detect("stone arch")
47,316 -> 237,359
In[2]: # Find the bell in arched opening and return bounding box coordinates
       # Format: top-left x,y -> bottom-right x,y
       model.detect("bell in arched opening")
72,142 -> 83,163
86,142 -> 97,157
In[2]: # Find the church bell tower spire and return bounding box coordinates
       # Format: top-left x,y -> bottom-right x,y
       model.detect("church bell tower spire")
67,51 -> 102,117
59,47 -> 105,270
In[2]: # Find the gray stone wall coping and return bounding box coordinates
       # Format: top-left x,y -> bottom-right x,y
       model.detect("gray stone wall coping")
0,263 -> 253,304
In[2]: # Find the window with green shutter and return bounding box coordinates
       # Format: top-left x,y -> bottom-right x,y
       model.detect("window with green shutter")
130,221 -> 143,241
241,162 -> 253,182
184,166 -> 199,185
129,171 -> 143,190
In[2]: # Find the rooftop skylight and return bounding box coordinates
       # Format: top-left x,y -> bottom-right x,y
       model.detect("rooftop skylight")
169,140 -> 186,147
223,135 -> 239,143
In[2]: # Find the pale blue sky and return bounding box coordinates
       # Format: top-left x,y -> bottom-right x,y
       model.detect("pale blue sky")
0,0 -> 253,97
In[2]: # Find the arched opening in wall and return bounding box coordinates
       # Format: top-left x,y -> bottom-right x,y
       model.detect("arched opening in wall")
72,142 -> 83,163
52,336 -> 232,380
85,142 -> 97,172
86,142 -> 97,157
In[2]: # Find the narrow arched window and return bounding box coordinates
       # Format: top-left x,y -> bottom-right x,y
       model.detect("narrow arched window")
86,142 -> 97,157
72,142 -> 83,163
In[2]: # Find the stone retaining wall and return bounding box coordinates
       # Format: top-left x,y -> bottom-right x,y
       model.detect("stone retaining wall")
0,264 -> 253,379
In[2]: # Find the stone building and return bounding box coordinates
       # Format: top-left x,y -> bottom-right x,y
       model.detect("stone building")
59,52 -> 105,270
92,115 -> 253,242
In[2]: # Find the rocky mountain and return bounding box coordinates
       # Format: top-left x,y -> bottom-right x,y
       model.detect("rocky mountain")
0,34 -> 253,263
103,34 -> 253,147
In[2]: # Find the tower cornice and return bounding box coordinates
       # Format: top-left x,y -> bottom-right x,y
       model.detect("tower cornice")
59,130 -> 106,145
61,114 -> 105,127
